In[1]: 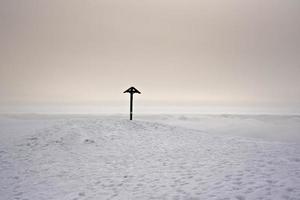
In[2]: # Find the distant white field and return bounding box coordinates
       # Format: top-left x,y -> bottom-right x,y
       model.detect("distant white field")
138,114 -> 300,143
0,114 -> 299,200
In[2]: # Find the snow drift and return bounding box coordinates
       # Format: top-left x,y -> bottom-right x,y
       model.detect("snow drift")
0,115 -> 299,200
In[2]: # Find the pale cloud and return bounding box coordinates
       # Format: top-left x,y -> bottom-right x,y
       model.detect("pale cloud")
0,0 -> 299,106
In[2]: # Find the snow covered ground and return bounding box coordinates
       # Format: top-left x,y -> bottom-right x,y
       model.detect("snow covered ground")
138,114 -> 300,143
0,114 -> 299,200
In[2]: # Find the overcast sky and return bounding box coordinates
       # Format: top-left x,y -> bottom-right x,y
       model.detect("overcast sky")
0,0 -> 299,107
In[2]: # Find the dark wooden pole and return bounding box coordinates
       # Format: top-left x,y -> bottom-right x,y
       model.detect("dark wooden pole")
124,87 -> 141,120
130,93 -> 133,120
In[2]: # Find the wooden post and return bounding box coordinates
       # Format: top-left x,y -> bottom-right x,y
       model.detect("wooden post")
124,87 -> 141,120
130,93 -> 133,120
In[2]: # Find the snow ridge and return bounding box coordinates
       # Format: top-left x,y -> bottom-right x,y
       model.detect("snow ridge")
0,118 -> 300,200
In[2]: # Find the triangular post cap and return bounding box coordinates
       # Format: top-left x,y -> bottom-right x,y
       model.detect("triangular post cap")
124,87 -> 141,94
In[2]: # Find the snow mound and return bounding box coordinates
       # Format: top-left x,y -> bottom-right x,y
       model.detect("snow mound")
1,118 -> 300,200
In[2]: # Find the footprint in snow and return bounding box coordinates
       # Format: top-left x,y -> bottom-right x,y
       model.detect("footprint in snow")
84,139 -> 95,144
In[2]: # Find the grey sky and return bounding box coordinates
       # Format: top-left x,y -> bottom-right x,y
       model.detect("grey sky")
0,0 -> 300,106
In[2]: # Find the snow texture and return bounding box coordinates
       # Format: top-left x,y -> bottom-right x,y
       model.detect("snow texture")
0,115 -> 300,200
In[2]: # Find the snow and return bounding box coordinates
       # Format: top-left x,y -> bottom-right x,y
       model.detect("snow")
138,114 -> 300,143
0,114 -> 300,200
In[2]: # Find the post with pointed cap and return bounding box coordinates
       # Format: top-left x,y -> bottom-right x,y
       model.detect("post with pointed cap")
124,86 -> 141,120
